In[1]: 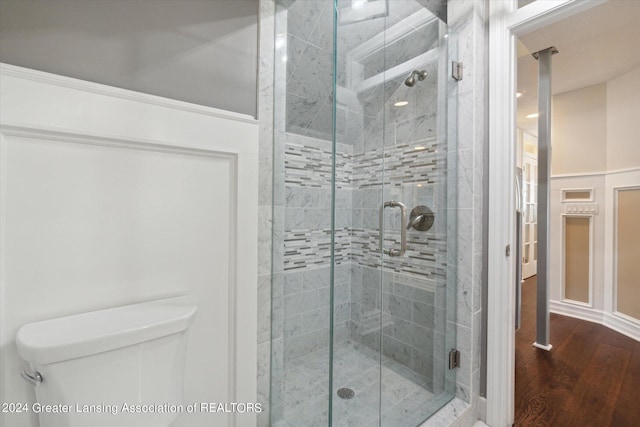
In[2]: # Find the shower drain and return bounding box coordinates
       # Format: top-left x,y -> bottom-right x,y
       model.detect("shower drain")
336,387 -> 355,400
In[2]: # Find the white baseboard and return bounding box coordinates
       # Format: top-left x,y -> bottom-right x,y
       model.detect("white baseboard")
550,300 -> 640,341
550,300 -> 604,323
603,312 -> 640,342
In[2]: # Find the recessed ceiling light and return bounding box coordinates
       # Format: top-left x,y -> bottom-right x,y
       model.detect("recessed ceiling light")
526,113 -> 539,119
415,146 -> 426,151
394,101 -> 409,107
516,92 -> 523,98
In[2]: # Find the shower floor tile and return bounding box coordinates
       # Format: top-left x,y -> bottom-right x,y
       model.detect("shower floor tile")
275,340 -> 446,427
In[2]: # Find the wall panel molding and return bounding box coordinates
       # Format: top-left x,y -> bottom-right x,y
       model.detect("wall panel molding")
0,63 -> 258,125
0,66 -> 258,427
550,168 -> 640,344
551,165 -> 640,179
561,215 -> 593,306
550,301 -> 640,341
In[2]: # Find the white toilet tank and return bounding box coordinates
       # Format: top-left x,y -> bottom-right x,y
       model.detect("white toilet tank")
16,296 -> 197,427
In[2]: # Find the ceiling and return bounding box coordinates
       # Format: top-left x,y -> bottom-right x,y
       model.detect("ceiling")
516,0 -> 640,136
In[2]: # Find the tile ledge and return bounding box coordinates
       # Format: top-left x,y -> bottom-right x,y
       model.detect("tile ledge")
419,398 -> 474,427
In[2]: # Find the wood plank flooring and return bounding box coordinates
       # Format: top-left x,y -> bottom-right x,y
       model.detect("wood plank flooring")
514,276 -> 640,427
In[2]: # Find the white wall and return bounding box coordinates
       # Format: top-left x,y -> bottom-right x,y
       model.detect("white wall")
551,83 -> 607,175
549,66 -> 640,340
0,0 -> 259,117
551,67 -> 640,175
0,65 -> 259,427
607,67 -> 640,171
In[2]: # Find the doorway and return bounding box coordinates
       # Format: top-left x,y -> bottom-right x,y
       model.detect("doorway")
519,134 -> 538,280
487,0 -> 640,425
512,0 -> 640,424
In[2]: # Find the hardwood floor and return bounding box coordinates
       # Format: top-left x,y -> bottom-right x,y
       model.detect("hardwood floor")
514,276 -> 640,427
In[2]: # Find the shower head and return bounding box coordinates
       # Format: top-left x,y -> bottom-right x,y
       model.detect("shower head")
404,69 -> 428,87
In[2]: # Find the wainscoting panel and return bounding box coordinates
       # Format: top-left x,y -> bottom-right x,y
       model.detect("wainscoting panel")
615,187 -> 640,320
0,64 -> 258,427
551,169 -> 640,342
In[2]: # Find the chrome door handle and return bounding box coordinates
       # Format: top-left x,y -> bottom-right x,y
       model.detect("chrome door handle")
379,201 -> 407,257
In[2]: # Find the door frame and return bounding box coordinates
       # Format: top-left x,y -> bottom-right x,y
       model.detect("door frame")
486,1 -> 607,425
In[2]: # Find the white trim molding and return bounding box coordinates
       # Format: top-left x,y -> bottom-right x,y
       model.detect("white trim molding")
0,63 -> 258,125
487,1 -> 516,425
550,300 -> 604,324
604,171 -> 640,318
550,301 -> 640,342
611,184 -> 640,324
0,65 -> 259,427
560,214 -> 595,307
561,187 -> 594,202
552,165 -> 640,179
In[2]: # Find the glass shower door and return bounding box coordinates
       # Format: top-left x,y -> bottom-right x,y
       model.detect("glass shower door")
331,1 -> 456,426
269,1 -> 456,426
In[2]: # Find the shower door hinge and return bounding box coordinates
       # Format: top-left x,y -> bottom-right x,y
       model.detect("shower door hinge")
452,61 -> 463,81
449,349 -> 460,370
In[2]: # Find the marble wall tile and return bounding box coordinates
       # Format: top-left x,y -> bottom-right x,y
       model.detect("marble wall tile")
284,289 -> 318,317
454,279 -> 471,334
396,113 -> 438,145
454,322 -> 471,400
456,208 -> 473,272
456,148 -> 473,209
284,314 -> 303,339
303,266 -> 331,290
304,0 -> 334,52
285,0 -> 324,43
411,347 -> 435,380
285,93 -> 325,138
272,278 -> 284,340
413,301 -> 435,329
285,34 -> 308,81
284,207 -> 304,230
382,336 -> 413,367
318,286 -> 330,308
383,293 -> 413,322
303,208 -> 331,229
303,307 -> 330,333
258,206 -> 273,276
283,270 -> 303,295
258,274 -> 273,345
284,330 -> 319,363
287,42 -> 332,104
257,315 -> 272,426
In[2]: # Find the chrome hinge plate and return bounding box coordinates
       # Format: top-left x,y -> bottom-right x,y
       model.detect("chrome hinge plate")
449,349 -> 460,369
452,61 -> 463,81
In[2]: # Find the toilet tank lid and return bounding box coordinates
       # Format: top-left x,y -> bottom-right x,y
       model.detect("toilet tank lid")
16,296 -> 197,366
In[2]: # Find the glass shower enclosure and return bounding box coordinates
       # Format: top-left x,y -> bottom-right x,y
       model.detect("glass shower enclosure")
270,1 -> 457,425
